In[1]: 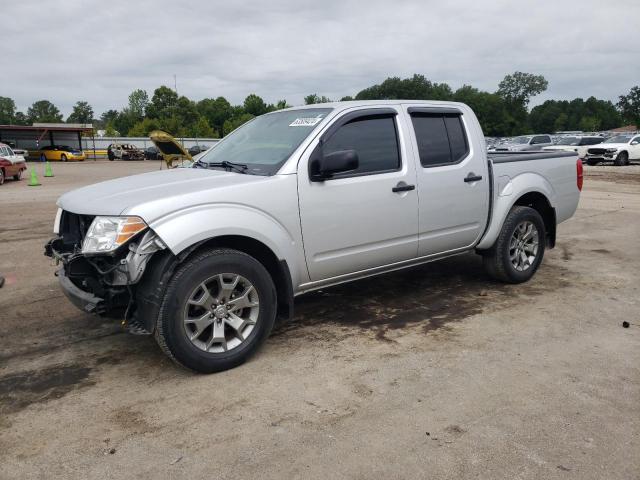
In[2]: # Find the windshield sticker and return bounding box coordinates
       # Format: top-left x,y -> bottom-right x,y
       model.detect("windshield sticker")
289,116 -> 324,127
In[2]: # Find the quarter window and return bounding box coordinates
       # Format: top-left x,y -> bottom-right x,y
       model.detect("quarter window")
411,113 -> 469,167
323,115 -> 400,176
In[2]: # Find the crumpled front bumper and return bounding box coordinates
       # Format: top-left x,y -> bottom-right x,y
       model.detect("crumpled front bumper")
57,268 -> 106,314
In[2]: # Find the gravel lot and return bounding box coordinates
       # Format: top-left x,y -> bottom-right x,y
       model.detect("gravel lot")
1,160 -> 639,479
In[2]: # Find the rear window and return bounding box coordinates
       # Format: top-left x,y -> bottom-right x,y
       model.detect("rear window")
410,113 -> 469,167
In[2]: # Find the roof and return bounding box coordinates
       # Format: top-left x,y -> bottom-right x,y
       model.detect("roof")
0,124 -> 93,133
280,99 -> 468,112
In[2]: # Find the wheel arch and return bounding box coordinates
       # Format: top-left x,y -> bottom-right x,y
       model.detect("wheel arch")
512,191 -> 556,248
133,234 -> 295,335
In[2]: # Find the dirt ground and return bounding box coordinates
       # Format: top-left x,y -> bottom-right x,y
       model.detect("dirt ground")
1,160 -> 639,479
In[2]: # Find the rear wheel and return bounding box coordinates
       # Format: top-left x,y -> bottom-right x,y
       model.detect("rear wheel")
482,206 -> 546,283
614,151 -> 629,166
155,248 -> 277,373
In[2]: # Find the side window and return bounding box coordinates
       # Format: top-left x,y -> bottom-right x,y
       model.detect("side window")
323,115 -> 400,176
411,113 -> 469,167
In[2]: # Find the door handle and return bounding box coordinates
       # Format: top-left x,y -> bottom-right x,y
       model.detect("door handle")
464,174 -> 483,183
392,183 -> 415,193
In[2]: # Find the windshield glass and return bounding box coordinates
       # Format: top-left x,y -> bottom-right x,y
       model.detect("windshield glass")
557,137 -> 580,146
510,136 -> 531,144
605,135 -> 632,144
199,108 -> 332,175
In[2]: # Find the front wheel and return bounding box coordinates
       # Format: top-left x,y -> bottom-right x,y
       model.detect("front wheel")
155,248 -> 277,373
13,169 -> 22,181
0,169 -> 4,185
481,206 -> 546,283
60,154 -> 67,162
614,151 -> 629,166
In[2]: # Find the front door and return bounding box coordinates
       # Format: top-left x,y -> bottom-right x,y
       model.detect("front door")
297,107 -> 419,282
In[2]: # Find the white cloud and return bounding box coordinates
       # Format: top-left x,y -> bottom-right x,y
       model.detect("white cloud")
2,0 -> 638,116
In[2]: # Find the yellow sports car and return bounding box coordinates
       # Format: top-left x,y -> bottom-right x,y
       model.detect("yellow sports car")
39,145 -> 86,162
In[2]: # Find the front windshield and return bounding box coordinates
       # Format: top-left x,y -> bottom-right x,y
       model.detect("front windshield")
199,108 -> 332,175
557,137 -> 580,146
510,136 -> 531,144
605,135 -> 632,144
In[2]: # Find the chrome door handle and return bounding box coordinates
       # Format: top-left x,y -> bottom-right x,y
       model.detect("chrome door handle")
464,174 -> 483,183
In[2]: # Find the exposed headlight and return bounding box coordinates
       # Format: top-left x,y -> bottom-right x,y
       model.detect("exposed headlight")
82,216 -> 147,254
606,147 -> 618,152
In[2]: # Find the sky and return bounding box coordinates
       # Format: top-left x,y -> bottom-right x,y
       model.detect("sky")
3,0 -> 639,117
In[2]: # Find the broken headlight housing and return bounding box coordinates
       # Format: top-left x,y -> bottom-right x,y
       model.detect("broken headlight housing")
82,216 -> 147,254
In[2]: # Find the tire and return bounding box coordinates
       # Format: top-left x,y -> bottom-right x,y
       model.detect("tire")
0,169 -> 4,185
586,159 -> 599,166
481,206 -> 546,284
108,151 -> 115,161
614,151 -> 629,166
60,154 -> 67,162
155,248 -> 277,373
13,169 -> 22,181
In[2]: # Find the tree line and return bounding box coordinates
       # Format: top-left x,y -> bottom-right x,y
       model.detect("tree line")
1,72 -> 638,138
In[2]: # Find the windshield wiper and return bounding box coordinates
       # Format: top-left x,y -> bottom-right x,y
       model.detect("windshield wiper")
206,160 -> 248,174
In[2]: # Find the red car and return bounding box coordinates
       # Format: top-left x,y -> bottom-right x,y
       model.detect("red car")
0,142 -> 27,185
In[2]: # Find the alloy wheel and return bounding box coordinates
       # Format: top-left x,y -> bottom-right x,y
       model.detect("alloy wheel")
509,221 -> 539,272
183,273 -> 260,353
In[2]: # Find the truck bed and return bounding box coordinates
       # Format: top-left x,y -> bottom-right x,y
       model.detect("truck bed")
488,150 -> 577,163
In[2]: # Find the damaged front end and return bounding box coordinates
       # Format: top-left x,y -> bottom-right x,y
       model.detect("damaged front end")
44,210 -> 167,324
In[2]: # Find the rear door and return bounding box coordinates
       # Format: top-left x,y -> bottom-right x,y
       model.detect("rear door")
630,136 -> 640,159
404,105 -> 490,257
297,107 -> 419,281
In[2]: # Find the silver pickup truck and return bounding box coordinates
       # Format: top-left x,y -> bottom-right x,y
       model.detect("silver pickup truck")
45,101 -> 582,373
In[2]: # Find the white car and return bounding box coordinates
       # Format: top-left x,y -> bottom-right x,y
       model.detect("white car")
543,136 -> 604,159
584,134 -> 640,166
490,135 -> 553,152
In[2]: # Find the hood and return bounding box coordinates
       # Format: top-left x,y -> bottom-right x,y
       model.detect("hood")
58,168 -> 271,220
593,143 -> 627,149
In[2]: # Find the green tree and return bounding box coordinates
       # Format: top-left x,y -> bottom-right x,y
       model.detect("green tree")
13,111 -> 28,125
453,85 -> 512,136
0,96 -> 17,124
579,116 -> 600,132
67,101 -> 94,124
223,113 -> 254,135
497,72 -> 548,107
197,97 -> 233,135
146,86 -> 179,119
553,112 -> 568,132
340,96 -> 354,101
355,74 -> 453,101
304,94 -> 332,104
617,86 -> 640,127
27,100 -> 63,123
243,94 -> 268,116
274,99 -> 289,110
190,116 -> 218,138
127,117 -> 161,137
128,89 -> 149,119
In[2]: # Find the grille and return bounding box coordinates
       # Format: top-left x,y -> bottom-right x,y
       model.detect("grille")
60,211 -> 95,250
588,148 -> 606,155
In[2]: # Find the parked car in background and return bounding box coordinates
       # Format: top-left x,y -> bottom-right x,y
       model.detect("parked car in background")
490,135 -> 553,152
543,135 -> 604,158
107,143 -> 145,161
3,141 -> 29,158
40,145 -> 86,162
584,134 -> 640,166
144,146 -> 163,160
46,100 -> 582,373
188,145 -> 209,156
0,142 -> 27,184
192,146 -> 214,161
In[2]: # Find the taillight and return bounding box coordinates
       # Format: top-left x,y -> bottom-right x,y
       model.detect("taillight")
576,159 -> 583,191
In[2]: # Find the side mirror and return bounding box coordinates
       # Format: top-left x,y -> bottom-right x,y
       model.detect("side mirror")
310,149 -> 359,181
631,141 -> 639,146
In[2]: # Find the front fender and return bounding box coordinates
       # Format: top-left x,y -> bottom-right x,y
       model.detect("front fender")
148,203 -> 305,285
476,172 -> 556,250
